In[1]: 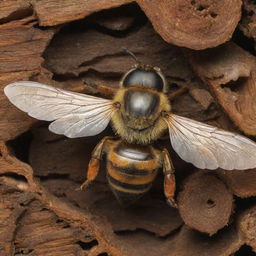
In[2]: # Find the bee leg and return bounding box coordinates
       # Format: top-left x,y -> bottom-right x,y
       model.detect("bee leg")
79,137 -> 112,190
162,149 -> 177,208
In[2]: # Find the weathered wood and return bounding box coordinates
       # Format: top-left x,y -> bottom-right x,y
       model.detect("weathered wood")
237,205 -> 256,252
0,185 -> 32,256
0,1 -> 255,256
31,0 -> 242,50
239,0 -> 256,39
136,0 -> 242,50
187,42 -> 256,136
178,171 -> 233,235
33,0 -> 133,26
171,225 -> 243,256
0,0 -> 31,21
218,169 -> 256,198
0,16 -> 55,141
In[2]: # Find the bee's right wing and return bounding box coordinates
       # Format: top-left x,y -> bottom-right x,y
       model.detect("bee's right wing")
165,114 -> 256,170
4,81 -> 116,138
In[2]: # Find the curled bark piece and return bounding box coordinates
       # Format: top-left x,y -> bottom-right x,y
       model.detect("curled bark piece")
172,225 -> 243,256
0,0 -> 31,22
188,42 -> 256,136
238,205 -> 256,252
178,171 -> 233,235
218,169 -> 256,198
136,0 -> 242,50
33,0 -> 133,26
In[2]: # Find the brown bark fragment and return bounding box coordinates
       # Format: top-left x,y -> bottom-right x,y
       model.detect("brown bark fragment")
33,0 -> 133,26
238,206 -> 256,252
0,17 -> 55,141
178,171 -> 233,235
189,88 -> 214,110
217,169 -> 256,198
172,225 -> 243,256
0,185 -> 33,256
239,0 -> 256,39
136,0 -> 242,50
43,23 -> 185,89
0,0 -> 31,22
187,42 -> 256,136
15,201 -> 86,256
0,2 -> 253,256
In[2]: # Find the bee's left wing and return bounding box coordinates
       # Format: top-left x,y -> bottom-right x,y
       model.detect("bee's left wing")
165,114 -> 256,170
4,81 -> 116,138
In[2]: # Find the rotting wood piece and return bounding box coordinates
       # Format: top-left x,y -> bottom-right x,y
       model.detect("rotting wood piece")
187,42 -> 256,136
136,0 -> 242,50
14,200 -> 90,256
43,23 -> 185,88
0,185 -> 33,256
33,0 -> 133,26
33,0 -> 242,50
171,225 -> 243,256
239,0 -> 256,39
0,142 -> 125,256
0,0 -> 31,22
178,171 -> 233,235
217,169 -> 256,198
0,16 -> 55,141
237,205 -> 256,252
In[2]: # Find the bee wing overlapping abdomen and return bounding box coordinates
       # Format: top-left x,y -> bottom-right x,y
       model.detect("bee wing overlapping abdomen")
4,81 -> 116,138
165,114 -> 256,170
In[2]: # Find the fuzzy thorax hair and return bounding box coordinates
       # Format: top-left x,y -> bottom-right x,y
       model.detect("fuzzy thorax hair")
111,88 -> 171,145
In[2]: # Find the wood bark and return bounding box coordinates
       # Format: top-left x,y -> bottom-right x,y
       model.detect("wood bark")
136,0 -> 242,50
187,42 -> 256,136
178,171 -> 233,235
0,1 -> 255,256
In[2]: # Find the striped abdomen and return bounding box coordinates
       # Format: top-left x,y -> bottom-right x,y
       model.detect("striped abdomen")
106,141 -> 160,205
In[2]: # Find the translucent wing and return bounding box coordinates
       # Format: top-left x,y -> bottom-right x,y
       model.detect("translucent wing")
4,81 -> 116,138
165,114 -> 256,170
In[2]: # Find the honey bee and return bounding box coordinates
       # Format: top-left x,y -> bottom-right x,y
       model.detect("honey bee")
4,52 -> 256,207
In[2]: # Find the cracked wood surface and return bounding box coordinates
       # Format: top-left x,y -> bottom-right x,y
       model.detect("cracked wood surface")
0,1 -> 256,256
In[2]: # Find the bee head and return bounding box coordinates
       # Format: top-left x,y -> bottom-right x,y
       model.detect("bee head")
121,49 -> 167,92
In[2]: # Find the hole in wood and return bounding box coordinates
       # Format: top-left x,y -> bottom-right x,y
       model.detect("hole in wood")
196,5 -> 208,11
221,77 -> 248,92
206,199 -> 215,208
7,130 -> 33,163
0,173 -> 28,183
234,245 -> 254,256
77,240 -> 98,250
210,12 -> 218,18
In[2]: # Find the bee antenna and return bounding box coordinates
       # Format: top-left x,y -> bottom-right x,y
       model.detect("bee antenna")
123,48 -> 140,64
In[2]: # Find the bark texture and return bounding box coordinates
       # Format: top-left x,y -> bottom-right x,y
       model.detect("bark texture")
0,1 -> 256,256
